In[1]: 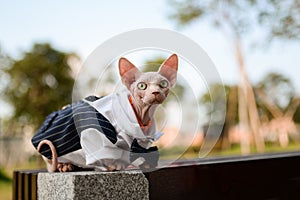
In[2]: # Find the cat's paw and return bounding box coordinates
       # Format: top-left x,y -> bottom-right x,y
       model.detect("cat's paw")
140,163 -> 151,169
103,160 -> 126,171
57,163 -> 74,172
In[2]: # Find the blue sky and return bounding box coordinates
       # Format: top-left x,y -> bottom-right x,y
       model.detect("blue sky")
1,0 -> 300,93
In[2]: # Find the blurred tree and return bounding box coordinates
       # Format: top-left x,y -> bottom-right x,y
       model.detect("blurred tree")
0,48 -> 14,136
201,73 -> 300,149
169,0 -> 300,40
0,48 -> 13,107
4,43 -> 75,132
258,0 -> 300,40
292,98 -> 300,123
255,73 -> 299,147
256,73 -> 295,112
200,83 -> 238,149
168,0 -> 265,152
200,84 -> 232,124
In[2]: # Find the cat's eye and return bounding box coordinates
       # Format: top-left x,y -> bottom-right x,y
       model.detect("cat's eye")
159,80 -> 169,88
137,82 -> 147,90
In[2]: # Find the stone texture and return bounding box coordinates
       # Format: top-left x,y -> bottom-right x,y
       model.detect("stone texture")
37,170 -> 149,200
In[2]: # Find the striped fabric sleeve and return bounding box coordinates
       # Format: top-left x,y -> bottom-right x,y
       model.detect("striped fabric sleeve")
31,96 -> 117,159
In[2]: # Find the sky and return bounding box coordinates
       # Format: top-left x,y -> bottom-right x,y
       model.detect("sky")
1,0 -> 300,116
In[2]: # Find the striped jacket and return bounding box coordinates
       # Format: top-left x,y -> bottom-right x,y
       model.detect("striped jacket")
31,91 -> 160,168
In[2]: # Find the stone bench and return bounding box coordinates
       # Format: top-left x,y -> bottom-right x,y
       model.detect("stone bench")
38,171 -> 148,200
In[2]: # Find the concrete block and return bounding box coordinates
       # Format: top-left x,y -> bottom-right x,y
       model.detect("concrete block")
37,170 -> 149,200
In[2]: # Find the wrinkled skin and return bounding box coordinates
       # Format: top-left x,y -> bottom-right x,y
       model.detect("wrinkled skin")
38,54 -> 178,172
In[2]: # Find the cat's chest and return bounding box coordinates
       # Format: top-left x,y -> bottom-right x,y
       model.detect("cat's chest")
90,91 -> 156,140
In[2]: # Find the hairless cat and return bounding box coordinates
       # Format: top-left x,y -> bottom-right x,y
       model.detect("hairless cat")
32,54 -> 178,172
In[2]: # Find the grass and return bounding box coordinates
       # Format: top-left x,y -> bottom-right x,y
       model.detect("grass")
0,156 -> 45,200
0,181 -> 12,200
160,142 -> 300,160
0,169 -> 12,200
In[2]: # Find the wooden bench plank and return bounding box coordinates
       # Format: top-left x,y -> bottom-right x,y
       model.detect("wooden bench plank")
12,171 -> 18,200
31,173 -> 37,200
17,171 -> 23,200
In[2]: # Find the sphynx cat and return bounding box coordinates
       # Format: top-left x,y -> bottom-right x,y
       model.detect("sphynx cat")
32,54 -> 178,172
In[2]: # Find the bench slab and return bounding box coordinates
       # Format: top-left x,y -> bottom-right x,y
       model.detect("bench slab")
38,170 -> 149,200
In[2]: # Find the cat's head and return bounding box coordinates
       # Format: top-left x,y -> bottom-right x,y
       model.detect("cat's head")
118,54 -> 178,106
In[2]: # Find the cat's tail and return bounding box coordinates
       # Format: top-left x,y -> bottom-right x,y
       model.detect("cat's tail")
37,139 -> 58,172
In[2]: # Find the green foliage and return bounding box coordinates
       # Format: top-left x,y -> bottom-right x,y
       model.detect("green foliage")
4,43 -> 75,130
0,50 -> 12,98
169,0 -> 300,41
293,101 -> 300,123
169,0 -> 258,37
0,169 -> 11,183
200,73 -> 300,125
143,57 -> 166,72
258,0 -> 300,40
256,72 -> 295,110
200,83 -> 234,124
168,0 -> 204,26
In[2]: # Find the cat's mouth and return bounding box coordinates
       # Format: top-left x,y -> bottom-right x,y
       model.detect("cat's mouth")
142,94 -> 165,105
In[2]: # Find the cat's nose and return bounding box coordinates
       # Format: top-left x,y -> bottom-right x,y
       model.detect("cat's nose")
152,92 -> 160,96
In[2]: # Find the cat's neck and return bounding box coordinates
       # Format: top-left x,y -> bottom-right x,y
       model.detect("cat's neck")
129,95 -> 156,127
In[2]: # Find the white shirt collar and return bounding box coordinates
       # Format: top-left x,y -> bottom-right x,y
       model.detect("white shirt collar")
91,90 -> 156,140
112,90 -> 156,139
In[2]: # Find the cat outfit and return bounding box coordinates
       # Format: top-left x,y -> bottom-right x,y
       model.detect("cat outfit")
31,90 -> 161,169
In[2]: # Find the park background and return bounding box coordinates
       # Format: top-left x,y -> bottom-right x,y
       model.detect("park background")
1,1 -> 300,199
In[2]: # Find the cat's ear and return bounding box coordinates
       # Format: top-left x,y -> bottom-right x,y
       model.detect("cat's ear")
158,54 -> 178,87
119,57 -> 141,89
